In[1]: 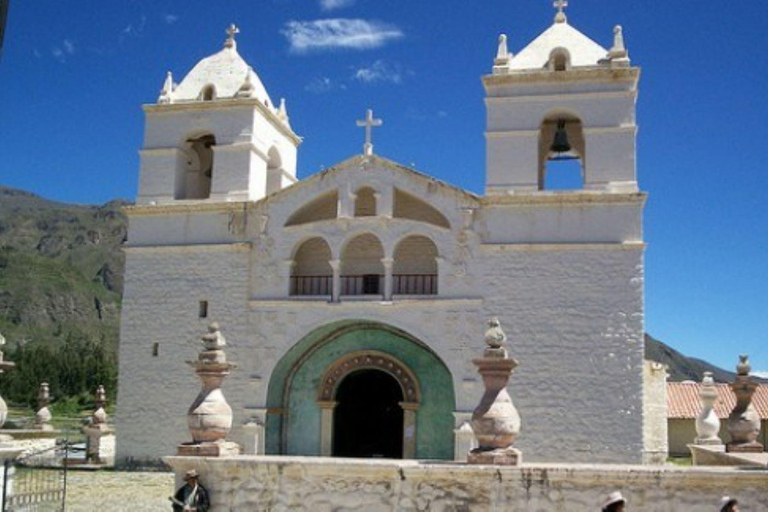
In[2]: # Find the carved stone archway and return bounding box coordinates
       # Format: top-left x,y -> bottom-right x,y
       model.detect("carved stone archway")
317,350 -> 421,458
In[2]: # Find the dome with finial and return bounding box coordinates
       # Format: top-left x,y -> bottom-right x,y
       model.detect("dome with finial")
166,24 -> 273,107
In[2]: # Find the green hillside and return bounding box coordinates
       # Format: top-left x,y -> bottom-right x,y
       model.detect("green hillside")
0,186 -> 127,406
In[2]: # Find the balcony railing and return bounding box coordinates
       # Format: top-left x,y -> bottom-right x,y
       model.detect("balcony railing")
290,276 -> 332,296
290,273 -> 438,297
393,274 -> 437,295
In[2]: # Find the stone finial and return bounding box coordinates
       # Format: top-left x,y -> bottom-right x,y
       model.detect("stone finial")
554,0 -> 568,24
493,34 -> 512,75
235,67 -> 255,98
181,322 -> 240,456
92,385 -> 108,426
727,354 -> 763,453
695,372 -> 722,446
468,318 -> 521,465
158,71 -> 174,104
278,98 -> 290,124
224,23 -> 240,49
34,382 -> 53,431
607,25 -> 630,67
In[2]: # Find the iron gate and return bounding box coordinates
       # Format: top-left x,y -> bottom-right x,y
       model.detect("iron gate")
2,442 -> 68,512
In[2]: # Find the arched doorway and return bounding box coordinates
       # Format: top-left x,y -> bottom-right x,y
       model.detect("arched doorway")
333,370 -> 404,458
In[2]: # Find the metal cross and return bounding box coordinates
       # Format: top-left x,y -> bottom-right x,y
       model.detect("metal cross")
225,24 -> 240,48
356,109 -> 383,156
554,0 -> 568,14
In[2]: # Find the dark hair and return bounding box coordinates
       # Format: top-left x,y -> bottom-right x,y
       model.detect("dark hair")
603,502 -> 625,512
721,499 -> 738,512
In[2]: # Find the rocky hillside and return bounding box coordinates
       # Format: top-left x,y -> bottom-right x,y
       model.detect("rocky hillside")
0,186 -> 128,403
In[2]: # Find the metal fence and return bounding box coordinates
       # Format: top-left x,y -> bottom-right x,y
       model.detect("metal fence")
2,443 -> 68,512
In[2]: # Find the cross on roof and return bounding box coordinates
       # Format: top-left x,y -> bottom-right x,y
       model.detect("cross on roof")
554,0 -> 568,23
225,24 -> 240,49
356,109 -> 383,156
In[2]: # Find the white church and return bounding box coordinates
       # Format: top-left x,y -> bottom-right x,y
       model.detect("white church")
116,6 -> 668,466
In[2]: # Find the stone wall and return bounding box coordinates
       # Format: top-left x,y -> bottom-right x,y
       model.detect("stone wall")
669,419 -> 768,457
164,456 -> 768,512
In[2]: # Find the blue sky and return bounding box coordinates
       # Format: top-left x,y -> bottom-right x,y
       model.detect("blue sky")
0,0 -> 766,376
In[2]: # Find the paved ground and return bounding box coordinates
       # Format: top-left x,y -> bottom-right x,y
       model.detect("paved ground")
65,470 -> 174,511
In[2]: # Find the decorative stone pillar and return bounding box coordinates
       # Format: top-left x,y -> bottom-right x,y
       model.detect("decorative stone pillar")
0,334 -> 16,429
726,355 -> 763,453
467,318 -> 522,465
400,402 -> 419,459
329,259 -> 341,302
178,323 -> 240,457
454,421 -> 477,462
381,257 -> 394,301
318,401 -> 337,456
83,385 -> 113,464
34,383 -> 53,431
694,372 -> 722,446
240,420 -> 264,455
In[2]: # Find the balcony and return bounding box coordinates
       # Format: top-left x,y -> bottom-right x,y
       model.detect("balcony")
290,274 -> 438,298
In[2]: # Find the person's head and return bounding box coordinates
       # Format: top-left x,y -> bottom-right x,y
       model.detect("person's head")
184,469 -> 199,484
602,491 -> 626,512
720,497 -> 739,512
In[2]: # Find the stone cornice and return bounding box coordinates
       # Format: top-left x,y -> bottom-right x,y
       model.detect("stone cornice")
248,297 -> 484,308
124,201 -> 256,216
483,66 -> 640,89
480,242 -> 646,252
143,99 -> 302,146
484,89 -> 636,104
480,192 -> 647,207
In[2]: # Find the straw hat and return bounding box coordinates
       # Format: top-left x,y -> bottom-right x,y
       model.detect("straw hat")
720,496 -> 737,508
184,469 -> 199,480
602,491 -> 626,508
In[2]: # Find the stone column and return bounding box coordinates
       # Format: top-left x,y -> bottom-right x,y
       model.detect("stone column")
241,421 -> 264,455
400,402 -> 419,459
727,355 -> 763,453
34,382 -> 53,431
454,421 -> 477,462
381,257 -> 394,301
318,401 -> 337,456
179,323 -> 241,457
695,372 -> 723,446
467,318 -> 522,466
329,259 -> 341,302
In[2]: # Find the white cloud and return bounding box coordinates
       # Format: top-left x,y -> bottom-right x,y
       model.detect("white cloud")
282,19 -> 403,53
437,110 -> 448,118
353,60 -> 402,84
164,14 -> 179,24
320,0 -> 355,11
753,371 -> 768,379
305,76 -> 347,94
63,39 -> 75,55
51,47 -> 65,63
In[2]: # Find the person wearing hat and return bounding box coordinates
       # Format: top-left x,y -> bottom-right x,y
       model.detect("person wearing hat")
171,469 -> 210,512
720,496 -> 739,512
602,491 -> 626,512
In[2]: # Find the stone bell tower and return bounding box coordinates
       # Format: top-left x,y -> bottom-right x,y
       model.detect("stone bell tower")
484,3 -> 639,194
136,25 -> 301,205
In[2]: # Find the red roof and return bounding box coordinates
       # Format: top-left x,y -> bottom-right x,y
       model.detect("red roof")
667,382 -> 768,419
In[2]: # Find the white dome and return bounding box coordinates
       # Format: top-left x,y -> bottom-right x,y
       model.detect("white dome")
171,45 -> 273,106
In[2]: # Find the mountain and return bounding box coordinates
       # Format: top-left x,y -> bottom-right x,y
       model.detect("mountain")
0,184 -> 760,396
0,186 -> 128,403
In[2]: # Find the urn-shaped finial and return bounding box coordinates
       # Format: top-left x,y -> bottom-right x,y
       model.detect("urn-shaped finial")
34,382 -> 53,430
736,354 -> 751,376
92,385 -> 108,426
694,372 -> 722,445
727,354 -> 763,453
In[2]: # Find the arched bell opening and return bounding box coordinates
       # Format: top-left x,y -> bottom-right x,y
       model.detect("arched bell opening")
538,113 -> 585,190
175,133 -> 215,200
266,147 -> 284,195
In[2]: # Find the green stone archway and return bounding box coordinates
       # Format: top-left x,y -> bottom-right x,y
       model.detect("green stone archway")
265,320 -> 456,460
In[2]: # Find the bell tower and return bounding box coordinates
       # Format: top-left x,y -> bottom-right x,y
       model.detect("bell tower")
136,25 -> 301,205
484,5 -> 639,194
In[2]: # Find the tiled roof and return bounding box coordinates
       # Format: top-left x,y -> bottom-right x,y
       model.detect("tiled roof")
667,382 -> 768,419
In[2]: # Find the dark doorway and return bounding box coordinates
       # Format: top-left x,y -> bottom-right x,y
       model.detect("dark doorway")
333,369 -> 404,458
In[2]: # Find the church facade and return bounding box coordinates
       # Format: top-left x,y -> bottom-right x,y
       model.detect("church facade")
116,10 -> 662,465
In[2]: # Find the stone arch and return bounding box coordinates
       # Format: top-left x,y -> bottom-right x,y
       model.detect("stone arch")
393,235 -> 438,295
340,233 -> 385,296
290,237 -> 333,296
538,109 -> 586,190
175,133 -> 215,200
393,188 -> 450,229
284,190 -> 339,227
199,84 -> 217,101
549,47 -> 571,71
265,320 -> 456,460
354,186 -> 377,217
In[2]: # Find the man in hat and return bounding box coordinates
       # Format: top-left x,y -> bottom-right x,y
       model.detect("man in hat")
720,496 -> 739,512
171,469 -> 210,512
601,491 -> 626,512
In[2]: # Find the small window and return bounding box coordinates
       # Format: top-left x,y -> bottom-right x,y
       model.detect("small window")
200,85 -> 216,101
554,53 -> 567,71
199,301 -> 209,319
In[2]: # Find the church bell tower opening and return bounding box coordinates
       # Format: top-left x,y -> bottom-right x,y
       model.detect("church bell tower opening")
332,369 -> 404,459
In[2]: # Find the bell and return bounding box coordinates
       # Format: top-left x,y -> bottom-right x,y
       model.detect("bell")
550,120 -> 572,154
